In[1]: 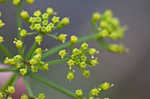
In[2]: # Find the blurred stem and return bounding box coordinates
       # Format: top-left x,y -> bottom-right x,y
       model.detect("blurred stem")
25,41 -> 37,60
30,75 -> 77,99
42,33 -> 99,59
0,44 -> 12,58
0,68 -> 16,72
23,77 -> 34,97
1,73 -> 19,92
47,34 -> 58,40
47,58 -> 69,66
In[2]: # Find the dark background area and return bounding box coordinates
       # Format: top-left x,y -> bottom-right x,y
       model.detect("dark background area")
0,0 -> 150,99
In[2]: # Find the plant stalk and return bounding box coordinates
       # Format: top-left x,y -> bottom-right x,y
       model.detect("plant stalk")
0,68 -> 16,72
0,44 -> 12,57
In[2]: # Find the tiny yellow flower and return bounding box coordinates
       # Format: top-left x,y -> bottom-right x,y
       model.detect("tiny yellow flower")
7,86 -> 15,94
59,49 -> 67,59
0,36 -> 4,43
41,64 -> 49,71
35,35 -> 43,45
81,43 -> 88,50
30,59 -> 37,65
100,82 -> 113,91
82,70 -> 90,78
51,16 -> 60,24
20,29 -> 28,37
46,8 -> 54,16
61,17 -> 70,25
21,94 -> 29,99
20,10 -> 29,20
75,89 -> 83,97
90,58 -> 99,66
101,30 -> 109,38
20,68 -> 27,76
67,72 -> 74,80
88,48 -> 96,55
38,93 -> 46,99
90,88 -> 99,96
70,35 -> 78,44
67,59 -> 75,67
13,0 -> 20,5
34,48 -> 42,54
26,0 -> 35,4
92,12 -> 100,23
0,19 -> 5,28
13,39 -> 23,49
34,10 -> 41,17
58,34 -> 67,43
0,92 -> 3,99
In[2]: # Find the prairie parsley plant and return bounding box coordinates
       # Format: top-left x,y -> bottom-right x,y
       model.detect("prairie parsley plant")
0,0 -> 127,99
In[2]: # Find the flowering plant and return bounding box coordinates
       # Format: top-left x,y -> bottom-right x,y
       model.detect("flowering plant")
0,0 -> 127,99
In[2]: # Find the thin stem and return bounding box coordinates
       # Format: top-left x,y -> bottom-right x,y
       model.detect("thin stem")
30,75 -> 77,99
25,41 -> 37,60
1,73 -> 19,92
47,34 -> 58,40
0,68 -> 16,72
42,33 -> 99,59
47,58 -> 68,66
0,44 -> 12,58
23,76 -> 34,97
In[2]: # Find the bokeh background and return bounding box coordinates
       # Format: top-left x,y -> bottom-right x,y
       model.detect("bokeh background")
0,0 -> 150,99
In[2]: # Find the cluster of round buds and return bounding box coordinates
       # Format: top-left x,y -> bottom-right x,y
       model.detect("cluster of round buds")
4,48 -> 49,76
20,93 -> 45,99
0,86 -> 15,99
88,82 -> 114,99
92,10 -> 126,40
20,8 -> 70,36
0,11 -> 5,28
58,42 -> 99,80
0,0 -> 35,5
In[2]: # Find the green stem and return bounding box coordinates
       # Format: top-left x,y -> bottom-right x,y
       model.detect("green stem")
47,58 -> 68,66
25,42 -> 37,60
1,73 -> 19,92
42,33 -> 99,59
30,75 -> 77,99
0,68 -> 16,72
23,76 -> 34,97
47,34 -> 58,40
0,44 -> 12,57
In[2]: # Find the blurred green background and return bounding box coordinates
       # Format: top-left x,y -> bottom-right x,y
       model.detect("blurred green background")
0,0 -> 150,99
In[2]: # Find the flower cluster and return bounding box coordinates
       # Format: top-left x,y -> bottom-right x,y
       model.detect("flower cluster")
0,11 -> 4,43
0,0 -> 35,5
20,8 -> 70,45
4,48 -> 48,76
0,86 -> 15,99
75,82 -> 114,99
92,10 -> 127,53
59,42 -> 99,80
20,93 -> 46,99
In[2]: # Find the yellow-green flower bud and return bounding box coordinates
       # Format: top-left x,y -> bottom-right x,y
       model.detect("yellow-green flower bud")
99,82 -> 113,91
72,48 -> 80,56
21,94 -> 29,99
34,48 -> 42,54
7,96 -> 12,99
67,59 -> 75,67
30,59 -> 37,65
104,9 -> 112,18
90,58 -> 99,66
20,29 -> 28,37
92,12 -> 101,24
58,34 -> 67,43
7,86 -> 15,94
38,93 -> 45,99
75,89 -> 83,97
14,55 -> 23,61
70,35 -> 78,44
0,36 -> 4,43
101,30 -> 109,38
26,0 -> 35,4
82,70 -> 90,78
31,66 -> 38,73
108,44 -> 125,53
42,13 -> 49,20
81,43 -> 88,50
34,10 -> 41,17
61,17 -> 70,25
46,8 -> 54,16
0,92 -> 3,99
0,19 -> 5,28
20,68 -> 27,76
88,48 -> 96,55
35,35 -> 43,45
13,39 -> 23,49
41,64 -> 49,71
58,49 -> 67,59
67,72 -> 74,80
20,10 -> 29,20
13,0 -> 20,5
90,88 -> 99,96
79,62 -> 87,69
51,16 -> 60,24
